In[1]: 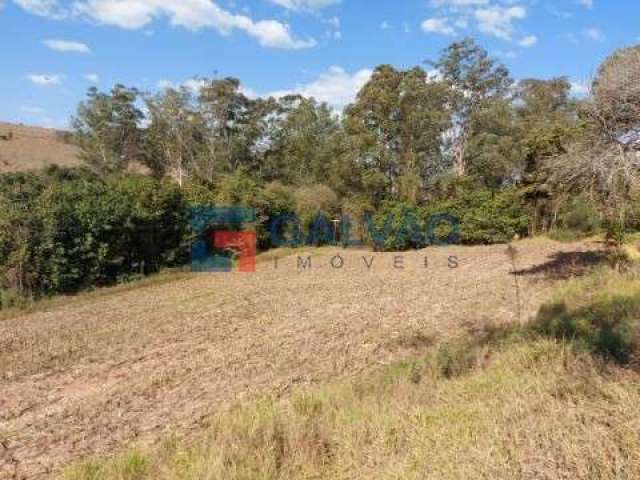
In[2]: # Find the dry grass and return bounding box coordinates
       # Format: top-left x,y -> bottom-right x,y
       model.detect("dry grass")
0,122 -> 149,174
62,334 -> 640,480
0,268 -> 193,322
0,122 -> 82,173
0,240 -> 613,479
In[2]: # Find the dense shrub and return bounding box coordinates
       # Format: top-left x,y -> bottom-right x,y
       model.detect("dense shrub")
214,169 -> 263,208
294,184 -> 340,246
182,181 -> 217,207
364,183 -> 528,251
0,167 -> 533,299
369,202 -> 426,251
559,195 -> 601,233
623,193 -> 640,235
340,195 -> 375,247
261,182 -> 297,249
0,173 -> 189,297
549,194 -> 601,241
421,181 -> 528,245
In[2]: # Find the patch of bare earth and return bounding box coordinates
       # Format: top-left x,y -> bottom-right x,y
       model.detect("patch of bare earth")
0,123 -> 82,173
0,240 -> 606,479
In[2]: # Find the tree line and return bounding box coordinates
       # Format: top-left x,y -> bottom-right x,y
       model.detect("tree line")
1,38 -> 639,302
71,39 -> 640,234
74,40 -> 569,201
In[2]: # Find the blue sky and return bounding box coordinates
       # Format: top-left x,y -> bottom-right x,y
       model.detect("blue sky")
1,0 -> 638,128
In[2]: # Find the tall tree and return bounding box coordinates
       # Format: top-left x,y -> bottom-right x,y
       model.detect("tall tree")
72,85 -> 143,175
514,77 -> 578,232
196,77 -> 273,180
144,87 -> 204,186
465,98 -> 523,188
430,38 -> 512,177
344,65 -> 449,203
549,47 -> 640,240
266,95 -> 343,186
590,45 -> 640,138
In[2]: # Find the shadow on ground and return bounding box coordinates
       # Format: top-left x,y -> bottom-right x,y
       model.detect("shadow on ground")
513,250 -> 610,280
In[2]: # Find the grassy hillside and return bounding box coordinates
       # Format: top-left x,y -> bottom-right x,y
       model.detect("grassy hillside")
62,266 -> 640,480
0,122 -> 83,173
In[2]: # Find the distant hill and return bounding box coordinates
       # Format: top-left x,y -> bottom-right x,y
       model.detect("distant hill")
0,122 -> 83,173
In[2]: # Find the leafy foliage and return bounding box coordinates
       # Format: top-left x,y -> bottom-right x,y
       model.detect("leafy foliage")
72,85 -> 144,174
9,38 -> 639,299
0,173 -> 188,297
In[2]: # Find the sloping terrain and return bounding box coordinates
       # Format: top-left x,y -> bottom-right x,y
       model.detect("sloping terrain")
0,123 -> 82,173
0,240 -> 607,479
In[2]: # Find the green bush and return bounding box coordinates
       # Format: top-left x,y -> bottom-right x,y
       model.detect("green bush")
364,182 -> 528,251
422,180 -> 529,245
550,195 -> 601,241
369,201 -> 426,251
559,195 -> 601,233
261,182 -> 297,249
182,181 -> 217,207
627,194 -> 640,233
294,184 -> 340,246
0,172 -> 189,298
340,195 -> 375,247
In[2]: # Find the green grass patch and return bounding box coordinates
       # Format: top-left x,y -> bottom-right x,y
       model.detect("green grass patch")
535,268 -> 640,363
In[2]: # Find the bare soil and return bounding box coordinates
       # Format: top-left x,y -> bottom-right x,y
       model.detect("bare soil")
0,123 -> 82,173
0,241 -> 606,479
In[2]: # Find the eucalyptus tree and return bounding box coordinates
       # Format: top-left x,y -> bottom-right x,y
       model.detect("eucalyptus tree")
344,65 -> 450,204
429,38 -> 513,177
513,77 -> 578,232
196,77 -> 275,180
265,95 -> 344,186
145,86 -> 204,186
72,85 -> 144,175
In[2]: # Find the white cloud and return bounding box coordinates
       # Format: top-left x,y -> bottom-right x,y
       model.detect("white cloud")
547,6 -> 572,19
155,77 -> 211,93
15,0 -> 315,50
431,0 -> 489,6
326,16 -> 340,28
267,66 -> 373,110
267,0 -> 340,11
183,78 -> 208,92
422,17 -> 456,36
84,73 -> 100,82
13,0 -> 65,18
578,0 -> 593,9
20,105 -> 47,115
571,81 -> 590,97
156,79 -> 175,89
425,1 -> 533,45
43,39 -> 91,53
380,20 -> 390,30
584,27 -> 604,41
454,17 -> 468,29
26,73 -> 62,85
474,5 -> 526,40
518,35 -> 537,47
496,49 -> 518,59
